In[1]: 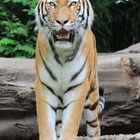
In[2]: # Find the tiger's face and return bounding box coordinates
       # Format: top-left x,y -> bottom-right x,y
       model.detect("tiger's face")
35,0 -> 94,48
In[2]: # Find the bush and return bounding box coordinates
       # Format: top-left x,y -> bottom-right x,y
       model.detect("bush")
0,0 -> 37,58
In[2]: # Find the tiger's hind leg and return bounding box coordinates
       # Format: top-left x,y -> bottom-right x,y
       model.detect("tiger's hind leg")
84,88 -> 100,140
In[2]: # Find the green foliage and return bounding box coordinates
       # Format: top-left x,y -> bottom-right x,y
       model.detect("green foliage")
0,0 -> 140,58
0,0 -> 37,58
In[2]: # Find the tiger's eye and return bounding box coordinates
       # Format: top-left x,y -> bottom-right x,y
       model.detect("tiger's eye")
48,2 -> 56,7
70,1 -> 77,7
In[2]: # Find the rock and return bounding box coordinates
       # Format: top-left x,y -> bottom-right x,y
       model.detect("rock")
101,98 -> 140,135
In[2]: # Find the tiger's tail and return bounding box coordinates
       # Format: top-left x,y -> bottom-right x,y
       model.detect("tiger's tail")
99,87 -> 105,113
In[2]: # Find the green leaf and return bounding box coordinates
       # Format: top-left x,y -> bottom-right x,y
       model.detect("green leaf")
0,46 -> 7,53
11,27 -> 28,37
0,38 -> 16,46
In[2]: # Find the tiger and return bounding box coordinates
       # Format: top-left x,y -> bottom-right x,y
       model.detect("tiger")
35,0 -> 105,140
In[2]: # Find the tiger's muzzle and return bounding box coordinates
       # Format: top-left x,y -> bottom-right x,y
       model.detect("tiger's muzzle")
53,29 -> 75,43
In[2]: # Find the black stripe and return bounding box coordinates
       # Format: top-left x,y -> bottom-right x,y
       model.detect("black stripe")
86,119 -> 97,124
39,48 -> 57,81
40,2 -> 48,24
40,80 -> 63,104
64,54 -> 75,63
64,82 -> 83,94
86,81 -> 96,100
88,123 -> 98,128
79,0 -> 85,22
70,65 -> 84,81
64,37 -> 82,63
58,105 -> 67,110
63,100 -> 76,110
49,39 -> 62,65
99,96 -> 105,103
88,70 -> 91,80
70,54 -> 87,81
86,119 -> 98,127
41,2 -> 44,21
44,63 -> 57,81
84,100 -> 98,111
99,86 -> 104,96
64,49 -> 78,63
41,80 -> 55,94
37,2 -> 43,26
57,106 -> 63,110
63,105 -> 68,110
57,101 -> 74,110
42,2 -> 48,21
63,103 -> 70,110
56,120 -> 62,126
85,0 -> 90,29
48,103 -> 57,113
58,96 -> 63,104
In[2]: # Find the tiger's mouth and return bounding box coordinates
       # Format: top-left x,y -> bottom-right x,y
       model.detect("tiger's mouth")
53,29 -> 75,42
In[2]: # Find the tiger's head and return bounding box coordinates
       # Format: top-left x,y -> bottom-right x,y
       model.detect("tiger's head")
35,0 -> 94,48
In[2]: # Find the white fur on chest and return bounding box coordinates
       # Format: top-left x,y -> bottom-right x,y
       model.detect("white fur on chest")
39,48 -> 87,95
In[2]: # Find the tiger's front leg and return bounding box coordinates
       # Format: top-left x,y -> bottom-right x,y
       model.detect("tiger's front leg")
35,78 -> 58,140
59,85 -> 87,140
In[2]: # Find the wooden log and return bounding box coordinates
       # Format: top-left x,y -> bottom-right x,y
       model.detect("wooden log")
0,58 -> 37,140
98,53 -> 140,104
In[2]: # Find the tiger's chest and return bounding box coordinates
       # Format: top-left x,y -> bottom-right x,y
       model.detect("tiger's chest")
39,49 -> 87,95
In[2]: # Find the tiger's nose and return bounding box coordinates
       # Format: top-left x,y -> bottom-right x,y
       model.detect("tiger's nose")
56,19 -> 69,26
